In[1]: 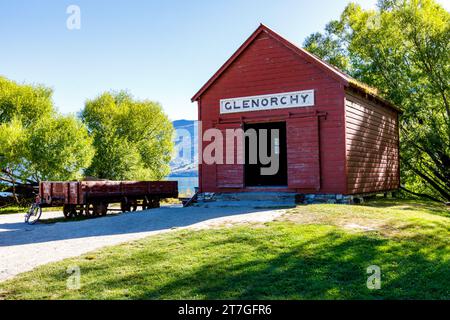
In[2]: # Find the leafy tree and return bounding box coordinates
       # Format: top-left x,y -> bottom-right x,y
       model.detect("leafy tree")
0,77 -> 94,202
26,114 -> 94,181
0,117 -> 27,201
303,0 -> 450,201
303,21 -> 351,72
81,91 -> 174,180
0,76 -> 53,127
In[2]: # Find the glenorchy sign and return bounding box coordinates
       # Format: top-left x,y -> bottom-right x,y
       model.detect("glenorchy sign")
220,89 -> 314,114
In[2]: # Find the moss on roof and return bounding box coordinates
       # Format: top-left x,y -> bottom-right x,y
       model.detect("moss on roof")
348,78 -> 380,96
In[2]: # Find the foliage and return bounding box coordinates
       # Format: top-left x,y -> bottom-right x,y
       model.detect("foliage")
0,199 -> 448,299
0,77 -> 94,200
0,76 -> 53,127
82,91 -> 174,180
26,114 -> 94,181
303,21 -> 351,73
0,117 -> 27,200
303,0 -> 450,201
0,117 -> 27,176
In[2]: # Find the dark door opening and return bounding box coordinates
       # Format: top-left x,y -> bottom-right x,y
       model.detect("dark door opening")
244,122 -> 287,186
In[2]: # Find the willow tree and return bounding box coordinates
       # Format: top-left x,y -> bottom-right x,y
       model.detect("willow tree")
81,91 -> 174,181
304,0 -> 450,201
0,76 -> 94,202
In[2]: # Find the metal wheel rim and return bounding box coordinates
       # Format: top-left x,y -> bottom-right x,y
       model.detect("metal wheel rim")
85,204 -> 94,216
26,206 -> 42,224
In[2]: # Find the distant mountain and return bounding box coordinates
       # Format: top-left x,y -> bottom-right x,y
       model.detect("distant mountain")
170,120 -> 198,177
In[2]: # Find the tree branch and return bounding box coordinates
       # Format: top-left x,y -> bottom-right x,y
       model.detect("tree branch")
400,186 -> 442,203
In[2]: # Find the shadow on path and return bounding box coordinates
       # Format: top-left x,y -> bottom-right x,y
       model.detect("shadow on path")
0,206 -> 274,247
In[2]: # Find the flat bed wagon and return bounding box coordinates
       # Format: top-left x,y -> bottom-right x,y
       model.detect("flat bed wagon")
38,180 -> 178,218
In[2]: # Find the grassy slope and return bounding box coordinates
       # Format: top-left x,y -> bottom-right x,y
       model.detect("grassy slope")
0,199 -> 448,300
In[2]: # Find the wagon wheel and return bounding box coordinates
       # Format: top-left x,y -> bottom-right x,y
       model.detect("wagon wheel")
75,206 -> 84,217
149,198 -> 160,209
121,201 -> 131,213
63,204 -> 77,219
142,198 -> 149,210
92,204 -> 100,216
93,203 -> 108,216
84,203 -> 95,217
130,200 -> 138,212
63,205 -> 71,218
101,202 -> 108,216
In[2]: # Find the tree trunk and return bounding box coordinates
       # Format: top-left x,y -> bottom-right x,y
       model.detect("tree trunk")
400,186 -> 442,203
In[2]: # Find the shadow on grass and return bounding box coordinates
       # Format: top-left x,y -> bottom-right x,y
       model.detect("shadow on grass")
89,227 -> 449,300
360,199 -> 450,218
2,200 -> 448,300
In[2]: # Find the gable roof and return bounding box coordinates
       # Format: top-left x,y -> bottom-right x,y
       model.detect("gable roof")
191,24 -> 401,113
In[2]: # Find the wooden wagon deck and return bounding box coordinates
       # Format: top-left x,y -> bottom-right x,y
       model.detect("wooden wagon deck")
39,180 -> 178,218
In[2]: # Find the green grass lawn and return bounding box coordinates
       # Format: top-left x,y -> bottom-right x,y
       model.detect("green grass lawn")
0,205 -> 63,215
0,205 -> 29,214
0,199 -> 448,300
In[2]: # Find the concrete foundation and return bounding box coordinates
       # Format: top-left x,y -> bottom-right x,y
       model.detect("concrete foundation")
193,192 -> 365,208
299,194 -> 360,205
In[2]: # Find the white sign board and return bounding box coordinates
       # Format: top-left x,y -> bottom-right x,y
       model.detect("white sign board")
220,89 -> 314,114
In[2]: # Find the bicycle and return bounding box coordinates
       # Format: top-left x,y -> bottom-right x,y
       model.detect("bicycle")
25,195 -> 42,224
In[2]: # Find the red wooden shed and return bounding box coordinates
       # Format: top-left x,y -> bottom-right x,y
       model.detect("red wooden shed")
192,24 -> 401,200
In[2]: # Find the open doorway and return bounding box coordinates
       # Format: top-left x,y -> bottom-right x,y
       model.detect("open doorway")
244,122 -> 287,186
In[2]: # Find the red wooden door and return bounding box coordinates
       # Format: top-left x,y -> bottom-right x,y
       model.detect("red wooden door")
215,123 -> 244,188
286,116 -> 321,190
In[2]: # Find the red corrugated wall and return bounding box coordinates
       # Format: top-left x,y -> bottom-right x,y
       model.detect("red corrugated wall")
198,31 -> 347,194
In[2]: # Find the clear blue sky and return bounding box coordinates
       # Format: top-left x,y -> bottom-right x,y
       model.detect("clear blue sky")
1,0 -> 448,120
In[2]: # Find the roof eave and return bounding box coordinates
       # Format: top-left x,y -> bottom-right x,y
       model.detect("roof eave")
191,24 -> 402,114
191,24 -> 268,102
346,82 -> 403,113
192,23 -> 350,102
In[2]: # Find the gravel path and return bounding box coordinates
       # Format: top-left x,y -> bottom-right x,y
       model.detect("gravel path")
0,205 -> 285,282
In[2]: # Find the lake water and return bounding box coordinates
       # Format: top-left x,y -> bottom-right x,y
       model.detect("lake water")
166,176 -> 198,196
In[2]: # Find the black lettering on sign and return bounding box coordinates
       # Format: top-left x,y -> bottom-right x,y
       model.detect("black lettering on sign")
290,95 -> 299,104
261,99 -> 269,107
220,90 -> 313,114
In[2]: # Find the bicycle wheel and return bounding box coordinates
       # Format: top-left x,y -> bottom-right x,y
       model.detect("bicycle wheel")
25,205 -> 42,224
